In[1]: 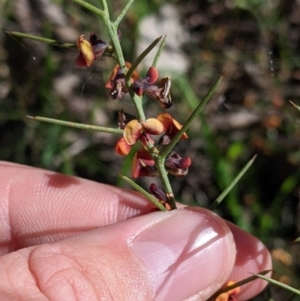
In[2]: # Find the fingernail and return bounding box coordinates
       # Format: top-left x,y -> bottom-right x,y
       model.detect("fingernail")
131,208 -> 234,301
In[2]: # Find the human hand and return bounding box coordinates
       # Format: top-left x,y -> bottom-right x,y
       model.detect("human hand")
0,161 -> 271,301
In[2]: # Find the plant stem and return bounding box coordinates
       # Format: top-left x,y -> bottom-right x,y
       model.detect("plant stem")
152,36 -> 166,67
210,155 -> 257,210
71,0 -> 105,18
156,157 -> 176,209
119,174 -> 167,211
6,32 -> 75,48
27,116 -> 123,134
114,0 -> 136,28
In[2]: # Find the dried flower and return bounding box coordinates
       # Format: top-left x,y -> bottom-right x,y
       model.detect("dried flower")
76,34 -> 108,67
165,152 -> 191,176
106,62 -> 139,99
145,77 -> 172,108
132,68 -> 172,108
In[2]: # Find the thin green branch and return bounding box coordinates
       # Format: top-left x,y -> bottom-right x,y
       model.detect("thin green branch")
100,0 -> 108,12
106,21 -> 126,68
156,157 -> 176,209
127,90 -> 146,121
6,32 -> 75,48
210,155 -> 257,210
126,36 -> 162,81
208,270 -> 272,301
160,75 -> 223,159
71,0 -> 105,18
290,100 -> 300,112
98,0 -> 125,68
119,174 -> 167,211
254,273 -> 300,296
152,36 -> 166,67
114,0 -> 136,28
27,116 -> 123,135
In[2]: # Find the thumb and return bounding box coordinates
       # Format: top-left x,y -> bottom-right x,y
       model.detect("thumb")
0,208 -> 235,301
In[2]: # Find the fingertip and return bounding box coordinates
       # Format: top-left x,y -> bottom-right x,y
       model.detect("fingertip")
225,221 -> 272,300
130,207 -> 236,301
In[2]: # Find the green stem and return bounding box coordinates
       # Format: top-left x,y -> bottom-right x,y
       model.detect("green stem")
100,0 -> 108,12
114,0 -> 136,28
126,36 -> 162,81
210,155 -> 257,210
156,157 -> 176,209
127,90 -> 146,121
27,116 -> 123,135
152,36 -> 166,67
71,0 -> 105,18
119,174 -> 167,211
6,32 -> 75,48
99,0 -> 125,68
254,273 -> 300,296
208,270 -> 271,301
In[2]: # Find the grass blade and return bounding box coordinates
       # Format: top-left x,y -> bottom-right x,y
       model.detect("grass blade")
210,154 -> 257,210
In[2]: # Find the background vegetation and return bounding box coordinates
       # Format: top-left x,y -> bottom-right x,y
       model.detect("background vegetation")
1,0 -> 300,299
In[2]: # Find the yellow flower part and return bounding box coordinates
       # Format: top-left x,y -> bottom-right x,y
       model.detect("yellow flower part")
76,35 -> 94,67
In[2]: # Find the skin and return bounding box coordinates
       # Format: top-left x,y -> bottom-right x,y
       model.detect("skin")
0,161 -> 272,301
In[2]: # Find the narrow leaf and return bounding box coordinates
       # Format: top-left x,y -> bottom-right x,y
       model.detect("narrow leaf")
210,154 -> 257,210
119,174 -> 167,211
126,36 -> 162,82
71,0 -> 105,18
6,31 -> 75,48
255,273 -> 300,296
114,0 -> 136,28
289,100 -> 300,112
160,75 -> 223,159
27,116 -> 123,135
208,270 -> 272,301
152,36 -> 166,67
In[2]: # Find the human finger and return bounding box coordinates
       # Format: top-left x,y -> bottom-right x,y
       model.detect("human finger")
0,161 -> 153,254
0,207 -> 236,301
224,221 -> 272,301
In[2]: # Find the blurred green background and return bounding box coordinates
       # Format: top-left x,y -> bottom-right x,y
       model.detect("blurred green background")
1,0 -> 300,299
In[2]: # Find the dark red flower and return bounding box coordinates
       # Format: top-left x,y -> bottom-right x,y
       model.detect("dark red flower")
132,68 -> 172,108
149,183 -> 172,210
132,149 -> 156,178
105,62 -> 139,99
132,67 -> 159,96
165,152 -> 191,176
